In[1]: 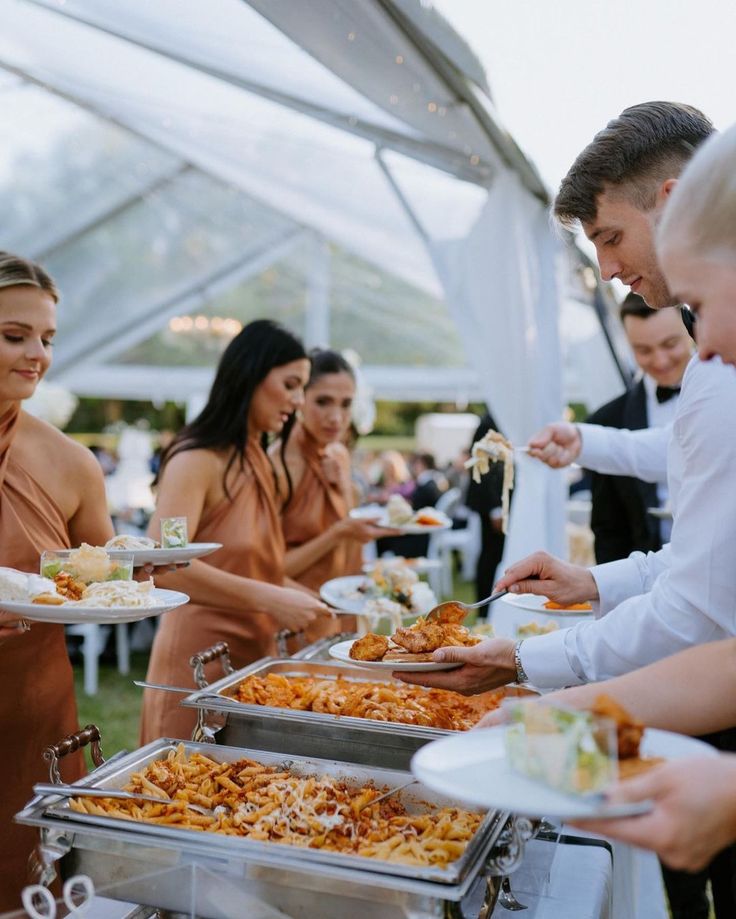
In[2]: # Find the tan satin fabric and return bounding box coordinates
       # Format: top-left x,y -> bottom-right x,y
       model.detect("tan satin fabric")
141,441 -> 285,743
0,406 -> 83,911
281,424 -> 361,642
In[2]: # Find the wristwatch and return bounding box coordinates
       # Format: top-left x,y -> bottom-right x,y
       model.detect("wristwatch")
513,640 -> 529,684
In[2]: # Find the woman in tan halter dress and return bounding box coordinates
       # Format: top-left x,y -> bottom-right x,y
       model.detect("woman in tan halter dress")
272,350 -> 387,643
140,320 -> 328,743
0,253 -> 115,910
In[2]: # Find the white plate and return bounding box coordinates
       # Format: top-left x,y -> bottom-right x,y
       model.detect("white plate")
502,593 -> 594,617
349,506 -> 452,534
320,575 -> 435,618
329,638 -> 461,672
320,575 -> 375,615
0,588 -> 190,625
411,725 -> 717,820
49,543 -> 222,567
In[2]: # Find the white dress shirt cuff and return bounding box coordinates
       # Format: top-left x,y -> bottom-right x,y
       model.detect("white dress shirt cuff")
519,628 -> 585,689
591,557 -> 646,615
576,423 -> 612,469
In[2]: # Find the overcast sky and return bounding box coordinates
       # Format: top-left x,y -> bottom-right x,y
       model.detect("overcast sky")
435,0 -> 735,194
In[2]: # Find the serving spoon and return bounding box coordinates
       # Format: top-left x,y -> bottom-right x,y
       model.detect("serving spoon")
426,589 -> 508,622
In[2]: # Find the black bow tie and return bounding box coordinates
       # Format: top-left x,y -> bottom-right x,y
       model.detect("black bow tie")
656,385 -> 681,404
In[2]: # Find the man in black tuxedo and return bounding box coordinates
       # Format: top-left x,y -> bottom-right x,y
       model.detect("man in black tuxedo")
465,414 -> 506,612
409,452 -> 442,511
586,293 -> 692,563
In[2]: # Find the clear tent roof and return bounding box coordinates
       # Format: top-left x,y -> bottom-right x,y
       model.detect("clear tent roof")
0,0 -> 626,409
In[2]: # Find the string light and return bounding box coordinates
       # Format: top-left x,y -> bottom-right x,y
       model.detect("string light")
168,315 -> 243,337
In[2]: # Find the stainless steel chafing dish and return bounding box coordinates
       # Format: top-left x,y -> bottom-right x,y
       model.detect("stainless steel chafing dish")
18,727 -> 535,919
179,641 -> 530,770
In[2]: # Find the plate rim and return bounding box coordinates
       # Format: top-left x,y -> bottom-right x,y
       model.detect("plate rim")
44,542 -> 223,565
0,586 -> 190,623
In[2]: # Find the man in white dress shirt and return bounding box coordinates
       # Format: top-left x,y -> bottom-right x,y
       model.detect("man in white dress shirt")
399,100 -> 728,698
397,101 -> 736,918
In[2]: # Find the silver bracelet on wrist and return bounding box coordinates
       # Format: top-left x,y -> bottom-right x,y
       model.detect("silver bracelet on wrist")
513,640 -> 529,684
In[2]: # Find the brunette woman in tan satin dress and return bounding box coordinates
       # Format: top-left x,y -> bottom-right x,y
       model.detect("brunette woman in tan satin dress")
0,253 -> 115,910
140,320 -> 328,743
272,350 -> 388,643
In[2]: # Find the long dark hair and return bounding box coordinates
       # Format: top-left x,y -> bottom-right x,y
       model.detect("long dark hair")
156,319 -> 307,498
307,348 -> 355,387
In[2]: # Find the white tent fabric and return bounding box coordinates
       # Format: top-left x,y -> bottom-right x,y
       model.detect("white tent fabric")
0,0 -> 629,557
430,173 -> 567,562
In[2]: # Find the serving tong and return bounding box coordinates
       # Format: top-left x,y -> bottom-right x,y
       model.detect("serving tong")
34,782 -> 215,816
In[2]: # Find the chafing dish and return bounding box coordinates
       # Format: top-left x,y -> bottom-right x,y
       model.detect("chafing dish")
180,642 -> 531,770
18,727 -> 535,919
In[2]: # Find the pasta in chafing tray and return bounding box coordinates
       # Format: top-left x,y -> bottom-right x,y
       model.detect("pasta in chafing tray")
464,430 -> 514,533
69,745 -> 482,868
234,673 -> 507,731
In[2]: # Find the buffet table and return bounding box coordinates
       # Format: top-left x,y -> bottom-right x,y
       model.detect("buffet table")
499,831 -> 613,918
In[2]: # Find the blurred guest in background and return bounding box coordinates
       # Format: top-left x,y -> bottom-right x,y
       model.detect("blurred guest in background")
465,413 -> 506,613
368,449 -> 413,504
408,452 -> 443,509
586,293 -> 691,562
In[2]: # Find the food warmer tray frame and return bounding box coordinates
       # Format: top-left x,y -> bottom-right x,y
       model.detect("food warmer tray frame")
17,737 -> 526,918
179,654 -> 520,768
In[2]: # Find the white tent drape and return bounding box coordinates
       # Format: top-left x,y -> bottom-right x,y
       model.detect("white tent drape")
431,171 -> 567,561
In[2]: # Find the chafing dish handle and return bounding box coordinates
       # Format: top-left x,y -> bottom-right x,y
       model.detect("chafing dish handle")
43,724 -> 104,784
189,641 -> 234,687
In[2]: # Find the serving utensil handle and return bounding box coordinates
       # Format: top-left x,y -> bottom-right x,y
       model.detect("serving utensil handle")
189,640 -> 234,687
43,724 -> 104,784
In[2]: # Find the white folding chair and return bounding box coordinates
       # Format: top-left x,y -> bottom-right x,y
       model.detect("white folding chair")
66,623 -> 130,696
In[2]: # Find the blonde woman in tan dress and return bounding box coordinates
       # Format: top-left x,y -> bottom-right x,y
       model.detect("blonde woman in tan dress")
0,253 -> 115,909
140,320 -> 329,743
272,350 -> 388,643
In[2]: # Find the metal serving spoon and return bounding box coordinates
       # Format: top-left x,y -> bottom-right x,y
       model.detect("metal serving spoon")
357,778 -> 418,812
426,589 -> 508,622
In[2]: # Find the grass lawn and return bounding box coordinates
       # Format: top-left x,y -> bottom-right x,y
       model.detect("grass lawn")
72,651 -> 150,760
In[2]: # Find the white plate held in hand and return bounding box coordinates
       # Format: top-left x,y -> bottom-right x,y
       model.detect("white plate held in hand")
328,638 -> 461,672
411,725 -> 717,820
0,588 -> 190,625
51,543 -> 222,567
349,506 -> 452,534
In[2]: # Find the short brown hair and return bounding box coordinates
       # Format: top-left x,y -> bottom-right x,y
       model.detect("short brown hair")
554,102 -> 714,228
619,292 -> 657,323
658,123 -> 736,262
0,251 -> 59,302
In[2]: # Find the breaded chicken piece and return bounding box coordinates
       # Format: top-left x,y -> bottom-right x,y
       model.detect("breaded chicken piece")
349,633 -> 389,661
591,694 -> 645,759
392,621 -> 447,653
